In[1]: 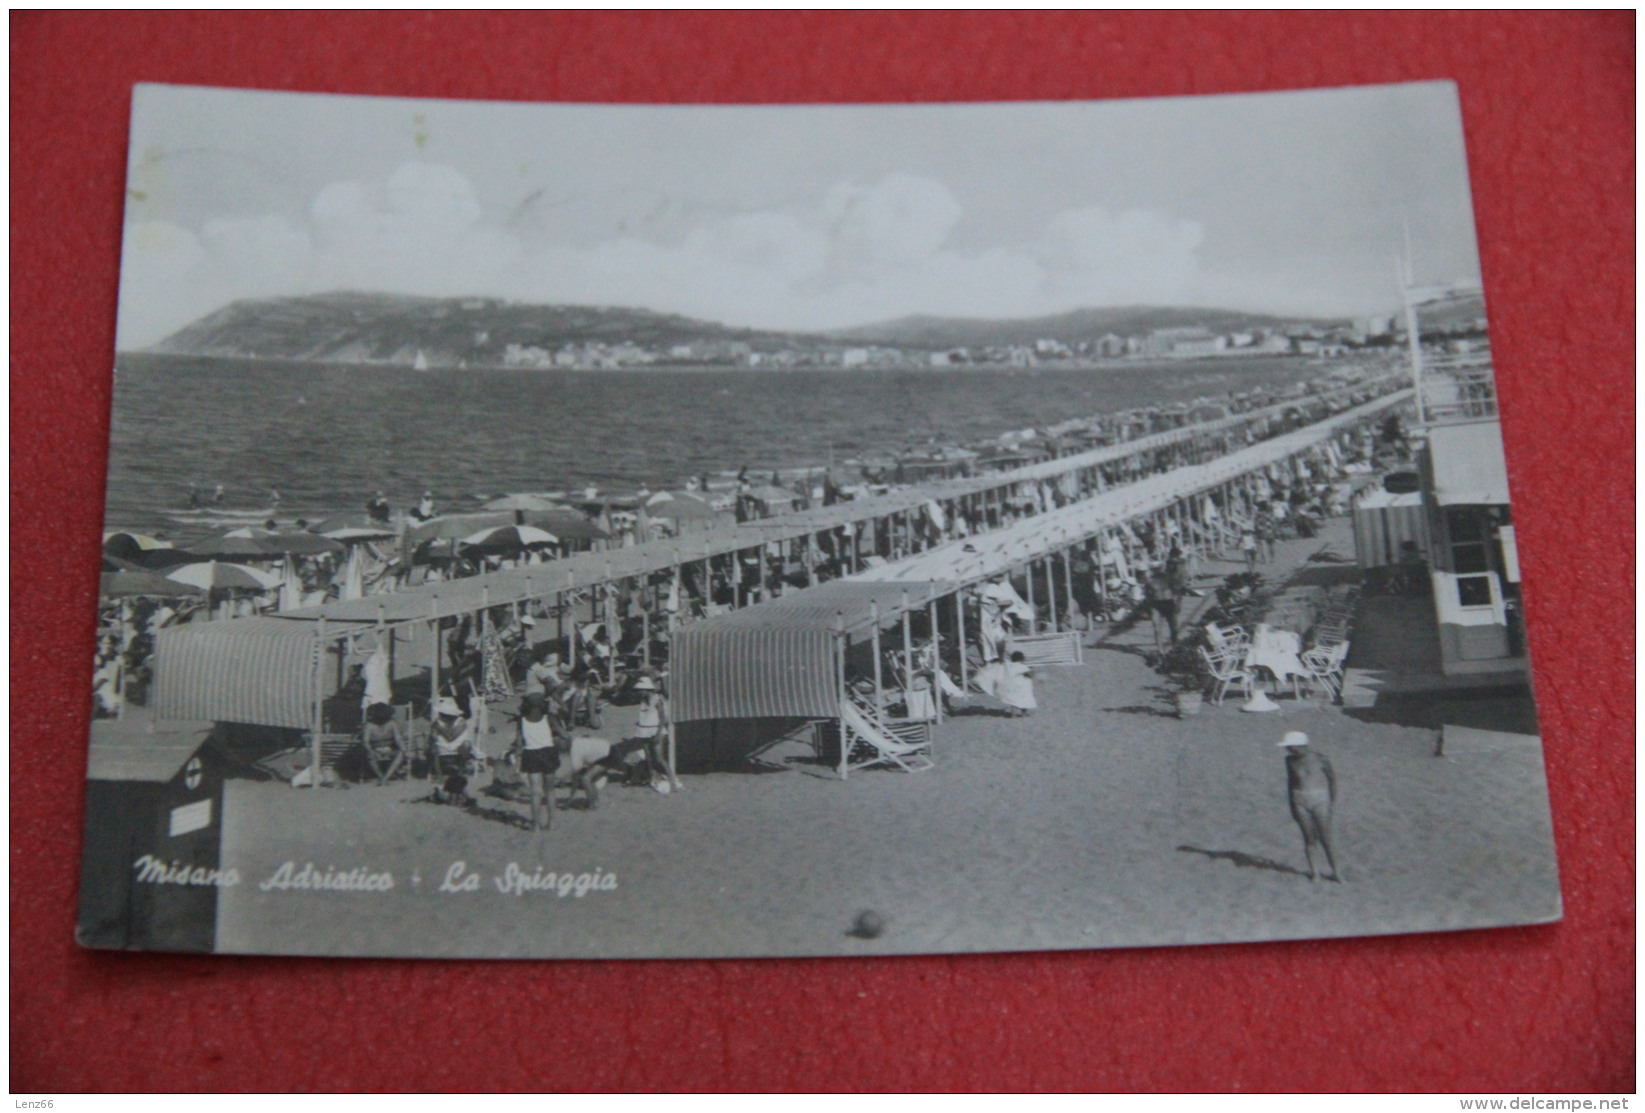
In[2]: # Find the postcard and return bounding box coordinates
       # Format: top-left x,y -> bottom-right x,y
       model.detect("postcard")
81,80 -> 1558,958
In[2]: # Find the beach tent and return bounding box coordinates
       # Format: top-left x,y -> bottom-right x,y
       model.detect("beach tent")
153,617 -> 338,729
672,578 -> 953,723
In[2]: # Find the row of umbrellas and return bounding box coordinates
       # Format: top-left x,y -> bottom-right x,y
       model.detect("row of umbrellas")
100,557 -> 285,598
99,489 -> 725,599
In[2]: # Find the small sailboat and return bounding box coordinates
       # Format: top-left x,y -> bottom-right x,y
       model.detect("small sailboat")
413,348 -> 430,371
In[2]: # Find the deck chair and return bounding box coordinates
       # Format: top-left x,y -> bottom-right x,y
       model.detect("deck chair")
839,698 -> 934,778
1299,641 -> 1350,700
1199,646 -> 1255,706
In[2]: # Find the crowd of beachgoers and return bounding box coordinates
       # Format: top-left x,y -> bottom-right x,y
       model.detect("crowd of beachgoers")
93,359 -> 1399,723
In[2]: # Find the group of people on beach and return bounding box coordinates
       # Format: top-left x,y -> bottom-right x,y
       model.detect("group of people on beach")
348,651 -> 679,833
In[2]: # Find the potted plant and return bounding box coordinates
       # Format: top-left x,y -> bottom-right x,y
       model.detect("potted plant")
1154,640 -> 1211,718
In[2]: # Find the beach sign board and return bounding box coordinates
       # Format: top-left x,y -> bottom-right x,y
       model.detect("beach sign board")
81,81 -> 1559,959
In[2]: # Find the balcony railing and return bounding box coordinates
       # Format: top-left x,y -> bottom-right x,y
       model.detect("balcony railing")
1417,350 -> 1498,424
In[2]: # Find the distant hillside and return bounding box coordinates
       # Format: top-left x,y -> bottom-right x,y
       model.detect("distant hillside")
148,293 -> 808,365
831,306 -> 1343,349
143,292 -> 1353,366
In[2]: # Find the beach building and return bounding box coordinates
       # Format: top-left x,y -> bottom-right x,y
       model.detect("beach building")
77,720 -> 227,952
1414,368 -> 1525,677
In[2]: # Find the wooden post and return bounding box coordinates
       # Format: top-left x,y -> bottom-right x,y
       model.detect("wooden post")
311,611 -> 326,786
835,620 -> 848,781
640,577 -> 651,669
430,593 -> 441,707
870,600 -> 883,717
384,602 -> 396,693
955,586 -> 969,692
604,580 -> 616,686
1023,560 -> 1037,635
928,596 -> 943,726
900,590 -> 914,706
1061,543 -> 1076,629
1046,553 -> 1059,631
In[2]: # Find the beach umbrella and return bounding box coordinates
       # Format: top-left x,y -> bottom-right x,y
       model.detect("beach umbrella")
321,525 -> 399,543
519,508 -> 611,541
100,570 -> 205,598
411,538 -> 461,564
458,525 -> 559,552
191,530 -> 286,558
210,522 -> 345,552
404,512 -> 516,546
164,561 -> 283,592
103,531 -> 172,554
102,535 -> 200,570
644,490 -> 718,521
481,493 -> 566,512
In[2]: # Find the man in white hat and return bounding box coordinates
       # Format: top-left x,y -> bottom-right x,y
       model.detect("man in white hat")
1280,731 -> 1341,882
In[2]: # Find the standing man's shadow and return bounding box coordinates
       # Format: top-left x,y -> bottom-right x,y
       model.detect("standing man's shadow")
1176,845 -> 1313,878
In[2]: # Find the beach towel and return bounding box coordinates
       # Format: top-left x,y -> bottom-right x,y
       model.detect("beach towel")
362,649 -> 393,708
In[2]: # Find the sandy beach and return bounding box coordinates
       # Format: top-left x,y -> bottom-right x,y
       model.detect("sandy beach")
211,517 -> 1560,959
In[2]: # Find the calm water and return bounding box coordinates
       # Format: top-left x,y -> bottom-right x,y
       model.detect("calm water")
105,354 -> 1321,537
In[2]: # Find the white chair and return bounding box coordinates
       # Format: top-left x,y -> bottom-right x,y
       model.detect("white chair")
1300,641 -> 1350,699
1205,621 -> 1250,655
1199,646 -> 1255,706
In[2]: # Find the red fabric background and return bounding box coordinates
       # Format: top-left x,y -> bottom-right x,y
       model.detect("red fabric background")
10,11 -> 1634,1093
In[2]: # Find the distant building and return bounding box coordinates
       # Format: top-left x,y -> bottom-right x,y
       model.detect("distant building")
1096,333 -> 1126,359
1144,327 -> 1216,358
1171,335 -> 1229,358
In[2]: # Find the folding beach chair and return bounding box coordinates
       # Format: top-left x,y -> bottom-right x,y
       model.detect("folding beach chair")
839,698 -> 934,778
1200,646 -> 1255,706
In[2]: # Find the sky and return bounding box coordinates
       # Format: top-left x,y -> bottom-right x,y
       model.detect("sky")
116,81 -> 1484,349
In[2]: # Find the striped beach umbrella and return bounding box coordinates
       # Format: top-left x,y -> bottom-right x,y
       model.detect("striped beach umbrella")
458,525 -> 560,553
164,561 -> 284,592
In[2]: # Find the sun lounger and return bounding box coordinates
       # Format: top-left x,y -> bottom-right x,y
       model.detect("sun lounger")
839,698 -> 934,778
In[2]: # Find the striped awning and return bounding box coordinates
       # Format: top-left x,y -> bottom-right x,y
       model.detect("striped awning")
153,618 -> 330,730
671,579 -> 952,723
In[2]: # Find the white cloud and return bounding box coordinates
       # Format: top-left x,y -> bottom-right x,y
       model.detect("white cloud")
117,164 -> 1215,347
1038,206 -> 1205,304
822,173 -> 963,276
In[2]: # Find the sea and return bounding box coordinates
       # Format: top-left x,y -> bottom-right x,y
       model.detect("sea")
105,353 -> 1326,539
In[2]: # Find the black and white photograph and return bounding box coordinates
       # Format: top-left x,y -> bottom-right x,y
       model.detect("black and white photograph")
80,80 -> 1560,959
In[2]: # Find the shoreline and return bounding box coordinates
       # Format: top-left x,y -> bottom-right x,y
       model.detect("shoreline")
115,349 -> 1330,375
105,353 -> 1397,540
